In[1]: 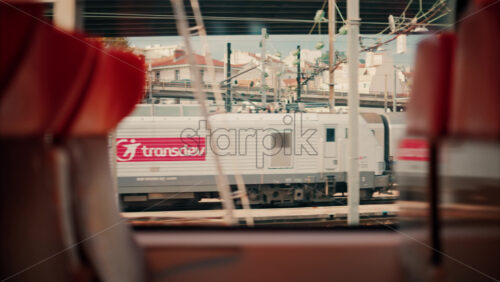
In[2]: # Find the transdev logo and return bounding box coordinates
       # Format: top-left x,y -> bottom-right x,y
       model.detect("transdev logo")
116,137 -> 206,162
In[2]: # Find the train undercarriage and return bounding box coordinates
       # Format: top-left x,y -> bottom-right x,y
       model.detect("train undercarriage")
119,180 -> 394,212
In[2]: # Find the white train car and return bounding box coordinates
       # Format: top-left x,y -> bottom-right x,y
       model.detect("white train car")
116,111 -> 392,207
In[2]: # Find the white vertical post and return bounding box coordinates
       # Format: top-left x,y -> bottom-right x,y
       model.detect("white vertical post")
384,73 -> 388,112
53,0 -> 76,31
261,28 -> 267,107
148,64 -> 153,103
328,0 -> 336,113
393,67 -> 398,112
109,130 -> 119,206
347,0 -> 360,226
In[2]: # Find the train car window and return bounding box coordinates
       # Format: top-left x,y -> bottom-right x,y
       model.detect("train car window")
67,0 -> 448,229
154,105 -> 181,116
114,30 -> 422,226
326,128 -> 336,142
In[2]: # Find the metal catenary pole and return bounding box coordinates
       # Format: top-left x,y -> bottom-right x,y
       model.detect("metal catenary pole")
328,0 -> 336,113
296,45 -> 301,102
148,63 -> 153,103
384,73 -> 388,111
347,0 -> 360,226
53,0 -> 76,30
261,28 -> 267,108
226,42 -> 232,112
393,66 -> 397,112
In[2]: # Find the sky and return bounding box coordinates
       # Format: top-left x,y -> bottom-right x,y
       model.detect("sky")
129,34 -> 425,67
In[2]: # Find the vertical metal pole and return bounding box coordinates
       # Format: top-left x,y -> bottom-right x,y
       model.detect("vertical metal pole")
278,65 -> 284,102
261,28 -> 267,107
273,72 -> 278,103
226,42 -> 232,112
429,140 -> 442,266
393,67 -> 397,112
347,0 -> 360,226
109,130 -> 118,206
328,0 -> 336,113
148,64 -> 153,104
54,0 -> 76,30
384,73 -> 388,111
276,71 -> 280,103
296,45 -> 301,102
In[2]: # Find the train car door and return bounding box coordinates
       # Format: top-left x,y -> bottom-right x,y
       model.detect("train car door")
324,126 -> 338,170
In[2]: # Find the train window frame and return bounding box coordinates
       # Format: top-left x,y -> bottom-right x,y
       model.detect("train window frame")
326,128 -> 336,142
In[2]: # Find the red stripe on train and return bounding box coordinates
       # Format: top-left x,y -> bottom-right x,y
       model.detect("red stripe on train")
397,138 -> 429,161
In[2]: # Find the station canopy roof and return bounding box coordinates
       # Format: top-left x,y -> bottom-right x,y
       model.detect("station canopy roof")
77,0 -> 451,37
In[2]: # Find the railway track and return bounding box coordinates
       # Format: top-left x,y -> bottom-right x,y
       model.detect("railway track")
121,195 -> 398,212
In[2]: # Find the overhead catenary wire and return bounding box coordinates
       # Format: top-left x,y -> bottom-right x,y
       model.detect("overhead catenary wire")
335,3 -> 346,24
300,1 -> 448,84
75,12 -> 451,30
308,0 -> 328,35
375,0 -> 447,35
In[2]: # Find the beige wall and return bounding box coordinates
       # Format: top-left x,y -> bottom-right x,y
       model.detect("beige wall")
153,66 -> 225,83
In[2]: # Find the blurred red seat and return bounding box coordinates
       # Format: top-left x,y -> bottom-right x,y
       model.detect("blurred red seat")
449,0 -> 500,140
406,33 -> 456,138
0,2 -> 147,281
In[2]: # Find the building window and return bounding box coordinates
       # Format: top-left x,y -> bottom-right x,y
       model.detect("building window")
199,70 -> 204,82
326,128 -> 335,142
175,69 -> 180,80
155,71 -> 160,81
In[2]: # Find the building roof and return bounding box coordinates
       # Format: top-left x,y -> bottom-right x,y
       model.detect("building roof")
151,55 -> 175,67
151,51 -> 229,68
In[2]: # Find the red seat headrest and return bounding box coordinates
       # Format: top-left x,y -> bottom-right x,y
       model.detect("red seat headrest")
0,2 -> 145,137
449,1 -> 500,140
406,33 -> 456,138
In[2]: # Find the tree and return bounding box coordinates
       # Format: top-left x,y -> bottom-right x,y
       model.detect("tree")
320,50 -> 347,65
320,51 -> 329,65
320,51 -> 364,65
